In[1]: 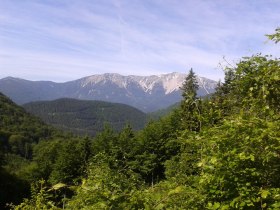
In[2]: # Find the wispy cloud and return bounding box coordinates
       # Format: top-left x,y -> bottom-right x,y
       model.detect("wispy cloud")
0,0 -> 279,82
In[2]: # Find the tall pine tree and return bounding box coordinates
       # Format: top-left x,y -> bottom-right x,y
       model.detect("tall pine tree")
180,69 -> 201,131
181,68 -> 199,101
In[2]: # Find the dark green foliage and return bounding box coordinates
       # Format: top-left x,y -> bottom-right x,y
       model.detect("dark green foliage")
133,112 -> 181,183
0,93 -> 54,145
48,138 -> 90,185
31,137 -> 92,185
0,168 -> 30,209
23,98 -> 147,136
32,139 -> 62,181
180,69 -> 203,131
0,92 -> 57,208
181,68 -> 199,100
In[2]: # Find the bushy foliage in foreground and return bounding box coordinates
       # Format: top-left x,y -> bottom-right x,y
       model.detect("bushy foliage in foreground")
2,28 -> 280,209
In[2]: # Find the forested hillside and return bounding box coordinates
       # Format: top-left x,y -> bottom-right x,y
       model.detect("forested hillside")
23,98 -> 147,136
0,92 -> 56,207
1,29 -> 280,209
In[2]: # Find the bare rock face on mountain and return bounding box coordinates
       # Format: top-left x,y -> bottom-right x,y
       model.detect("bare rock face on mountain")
0,72 -> 217,112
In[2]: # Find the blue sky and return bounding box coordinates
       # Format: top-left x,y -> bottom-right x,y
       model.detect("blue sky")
0,0 -> 279,82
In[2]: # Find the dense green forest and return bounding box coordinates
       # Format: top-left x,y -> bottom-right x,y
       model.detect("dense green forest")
0,29 -> 280,209
23,98 -> 147,136
0,92 -> 57,206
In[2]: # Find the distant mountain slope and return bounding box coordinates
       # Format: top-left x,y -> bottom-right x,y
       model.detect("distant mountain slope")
23,98 -> 147,136
148,102 -> 180,120
0,72 -> 217,112
0,77 -> 61,104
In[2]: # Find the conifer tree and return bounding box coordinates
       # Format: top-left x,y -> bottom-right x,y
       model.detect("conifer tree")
181,68 -> 199,101
180,69 -> 201,131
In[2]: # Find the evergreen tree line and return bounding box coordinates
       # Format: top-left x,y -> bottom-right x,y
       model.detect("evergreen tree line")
0,29 -> 279,209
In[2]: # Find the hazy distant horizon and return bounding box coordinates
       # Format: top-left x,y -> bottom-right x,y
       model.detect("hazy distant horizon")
0,71 -> 220,83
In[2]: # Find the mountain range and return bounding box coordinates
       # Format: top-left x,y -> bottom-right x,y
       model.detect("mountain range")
0,72 -> 217,112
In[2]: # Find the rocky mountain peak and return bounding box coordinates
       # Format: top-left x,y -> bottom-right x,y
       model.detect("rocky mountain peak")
0,72 -> 218,112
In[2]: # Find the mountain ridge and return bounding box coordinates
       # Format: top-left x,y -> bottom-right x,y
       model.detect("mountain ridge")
0,72 -> 217,112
